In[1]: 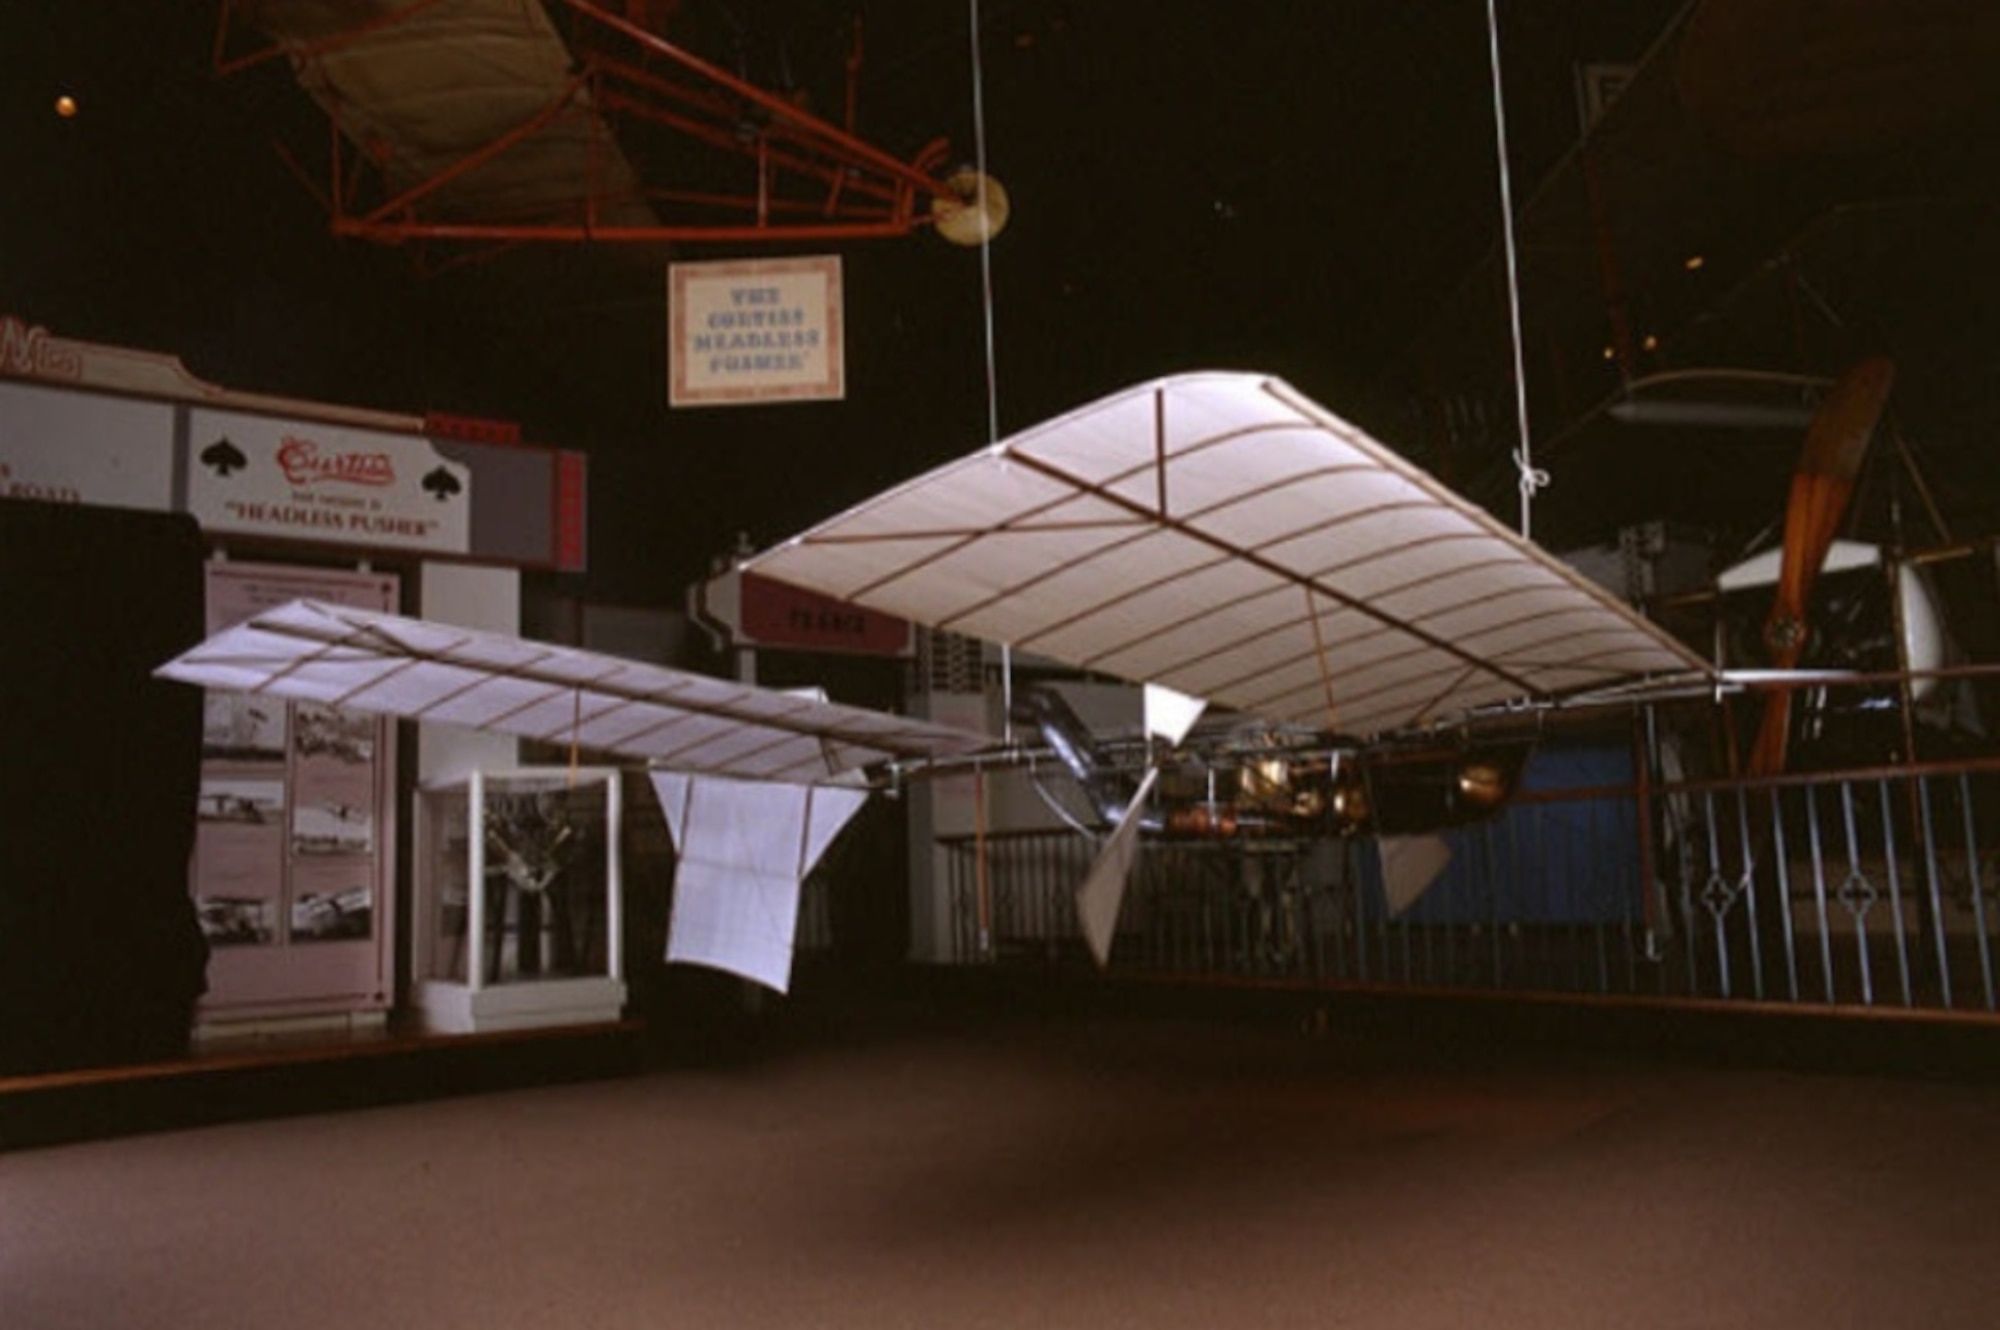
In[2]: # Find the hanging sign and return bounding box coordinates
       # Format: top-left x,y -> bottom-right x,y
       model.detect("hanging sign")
186,407 -> 472,554
669,256 -> 844,407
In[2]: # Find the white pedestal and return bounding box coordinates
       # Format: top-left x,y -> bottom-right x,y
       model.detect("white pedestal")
414,975 -> 627,1034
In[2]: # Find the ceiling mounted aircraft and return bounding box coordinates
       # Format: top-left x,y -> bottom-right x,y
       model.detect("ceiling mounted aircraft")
212,0 -> 1008,252
162,372 -> 1746,976
743,370 -> 1722,960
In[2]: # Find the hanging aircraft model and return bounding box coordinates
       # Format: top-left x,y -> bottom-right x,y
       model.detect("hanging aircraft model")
160,372 -> 1755,983
210,0 -> 1009,254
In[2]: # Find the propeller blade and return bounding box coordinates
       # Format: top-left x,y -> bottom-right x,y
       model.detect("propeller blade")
1749,356 -> 1895,774
1745,674 -> 1798,779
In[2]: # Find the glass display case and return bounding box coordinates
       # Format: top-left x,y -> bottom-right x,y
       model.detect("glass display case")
411,767 -> 625,1033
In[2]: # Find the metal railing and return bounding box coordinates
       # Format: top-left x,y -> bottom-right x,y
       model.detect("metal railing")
939,755 -> 2000,1014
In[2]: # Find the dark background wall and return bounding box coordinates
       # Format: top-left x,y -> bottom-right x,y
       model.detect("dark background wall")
0,500 -> 209,1074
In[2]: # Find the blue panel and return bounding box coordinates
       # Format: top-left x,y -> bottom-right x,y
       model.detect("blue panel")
1363,743 -> 1644,925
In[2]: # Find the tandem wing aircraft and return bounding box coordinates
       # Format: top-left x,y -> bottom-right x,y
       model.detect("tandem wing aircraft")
159,372 -> 1717,986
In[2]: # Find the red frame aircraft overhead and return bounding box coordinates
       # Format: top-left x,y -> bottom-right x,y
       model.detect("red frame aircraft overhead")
213,0 -> 996,253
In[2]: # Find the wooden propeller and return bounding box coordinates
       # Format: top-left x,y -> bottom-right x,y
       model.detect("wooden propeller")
1745,355 -> 1896,776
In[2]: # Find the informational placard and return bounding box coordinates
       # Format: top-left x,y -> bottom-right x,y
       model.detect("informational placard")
186,407 -> 472,554
669,256 -> 844,406
193,563 -> 399,1018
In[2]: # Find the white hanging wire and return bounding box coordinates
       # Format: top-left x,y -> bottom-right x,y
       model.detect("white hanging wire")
967,0 -> 1001,449
966,0 -> 1014,746
1484,0 -> 1546,538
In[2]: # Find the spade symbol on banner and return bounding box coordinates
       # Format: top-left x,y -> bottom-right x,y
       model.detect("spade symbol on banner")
422,467 -> 462,502
200,437 -> 247,477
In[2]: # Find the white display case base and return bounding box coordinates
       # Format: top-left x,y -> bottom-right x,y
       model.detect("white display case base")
194,1009 -> 390,1045
414,976 -> 627,1034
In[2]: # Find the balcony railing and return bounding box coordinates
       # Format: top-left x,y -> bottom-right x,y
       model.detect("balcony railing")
939,754 -> 2000,1014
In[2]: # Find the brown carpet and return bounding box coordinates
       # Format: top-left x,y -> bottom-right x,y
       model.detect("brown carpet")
5,1010 -> 1999,1329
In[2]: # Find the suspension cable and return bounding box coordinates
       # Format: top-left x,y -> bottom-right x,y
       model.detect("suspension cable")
966,0 -> 1014,742
1484,0 -> 1545,538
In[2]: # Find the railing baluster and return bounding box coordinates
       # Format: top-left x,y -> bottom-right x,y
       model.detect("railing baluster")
1770,785 -> 1801,1002
1732,787 -> 1765,1001
1877,778 -> 1915,1007
1918,778 -> 1956,1010
1805,784 -> 1836,1003
1680,796 -> 1702,995
1957,772 -> 1996,1011
1837,778 -> 1875,1007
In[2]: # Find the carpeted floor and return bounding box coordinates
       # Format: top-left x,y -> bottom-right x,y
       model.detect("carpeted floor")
6,1006 -> 2000,1329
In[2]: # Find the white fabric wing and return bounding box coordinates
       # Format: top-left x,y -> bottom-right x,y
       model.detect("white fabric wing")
1143,683 -> 1207,746
253,0 -> 658,231
1073,767 -> 1161,968
652,773 -> 868,992
156,599 -> 992,784
1376,834 -> 1454,915
748,372 -> 1712,740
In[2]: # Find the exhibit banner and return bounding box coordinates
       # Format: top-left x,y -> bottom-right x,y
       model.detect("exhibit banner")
186,407 -> 472,554
0,378 -> 176,510
669,255 -> 844,406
